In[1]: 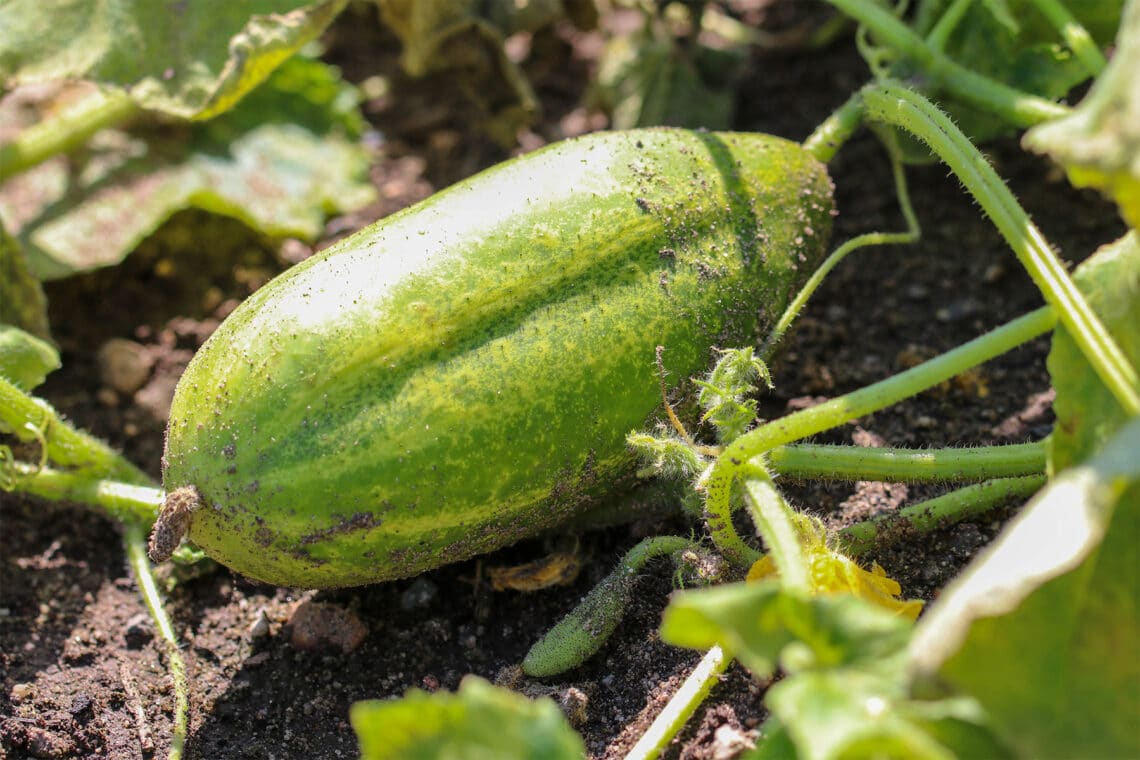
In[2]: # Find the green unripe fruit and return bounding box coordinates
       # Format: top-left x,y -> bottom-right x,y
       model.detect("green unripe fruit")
158,128 -> 833,587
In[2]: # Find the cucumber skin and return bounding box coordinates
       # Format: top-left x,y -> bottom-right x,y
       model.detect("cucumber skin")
163,128 -> 834,588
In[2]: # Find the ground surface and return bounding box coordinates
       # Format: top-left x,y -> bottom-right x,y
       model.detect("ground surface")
0,3 -> 1125,759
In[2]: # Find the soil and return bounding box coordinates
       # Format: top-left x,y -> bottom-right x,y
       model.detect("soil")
0,3 -> 1125,760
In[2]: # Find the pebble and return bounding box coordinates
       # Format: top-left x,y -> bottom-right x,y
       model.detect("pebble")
287,600 -> 368,654
96,338 -> 153,395
248,608 -> 270,639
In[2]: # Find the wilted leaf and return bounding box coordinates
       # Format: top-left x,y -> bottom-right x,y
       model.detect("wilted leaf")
0,217 -> 50,338
0,0 -> 348,120
1024,0 -> 1140,228
0,57 -> 375,279
0,325 -> 60,390
350,676 -> 585,760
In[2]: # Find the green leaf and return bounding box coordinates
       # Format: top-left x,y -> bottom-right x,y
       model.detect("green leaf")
902,0 -> 1122,144
768,671 -> 1011,760
350,676 -> 585,760
660,581 -> 911,679
1048,232 -> 1140,470
0,58 -> 375,279
909,418 -> 1140,758
0,217 -> 50,338
0,325 -> 60,390
0,0 -> 347,120
1025,0 -> 1140,228
591,22 -> 743,131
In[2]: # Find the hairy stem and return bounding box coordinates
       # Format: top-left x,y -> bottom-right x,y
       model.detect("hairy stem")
767,440 -> 1047,483
742,463 -> 809,592
0,377 -> 151,484
3,461 -> 162,524
862,82 -> 1140,415
705,306 -> 1056,567
839,474 -> 1046,554
827,0 -> 1070,126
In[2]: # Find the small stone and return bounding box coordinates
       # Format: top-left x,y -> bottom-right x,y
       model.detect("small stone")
287,600 -> 368,653
711,723 -> 757,760
97,338 -> 153,395
10,682 -> 34,702
400,577 -> 438,610
248,608 -> 271,640
559,687 -> 589,728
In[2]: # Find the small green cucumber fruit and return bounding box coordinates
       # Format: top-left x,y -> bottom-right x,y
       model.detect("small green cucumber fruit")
158,128 -> 833,587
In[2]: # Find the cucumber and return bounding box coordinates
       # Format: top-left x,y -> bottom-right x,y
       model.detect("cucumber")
158,128 -> 833,587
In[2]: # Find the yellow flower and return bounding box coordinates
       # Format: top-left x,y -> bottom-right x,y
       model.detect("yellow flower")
747,548 -> 923,621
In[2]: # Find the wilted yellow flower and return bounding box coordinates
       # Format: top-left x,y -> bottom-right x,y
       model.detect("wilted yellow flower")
747,547 -> 923,621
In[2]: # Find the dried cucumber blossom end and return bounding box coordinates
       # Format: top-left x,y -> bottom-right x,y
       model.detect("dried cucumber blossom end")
148,485 -> 203,563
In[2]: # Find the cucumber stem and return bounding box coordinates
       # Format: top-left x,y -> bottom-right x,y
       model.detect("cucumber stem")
862,82 -> 1140,415
741,462 -> 810,592
0,377 -> 151,485
0,89 -> 139,182
838,474 -> 1046,555
802,93 -> 865,164
125,521 -> 188,760
768,440 -> 1047,483
705,306 -> 1057,568
1031,0 -> 1107,76
3,460 -> 162,524
826,0 -> 1070,126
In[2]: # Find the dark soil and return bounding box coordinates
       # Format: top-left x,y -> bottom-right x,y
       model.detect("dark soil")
0,3 -> 1125,759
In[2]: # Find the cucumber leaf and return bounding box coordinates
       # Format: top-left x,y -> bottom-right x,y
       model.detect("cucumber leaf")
0,325 -> 60,390
908,236 -> 1140,758
662,582 -> 1008,759
1048,232 -> 1140,470
1024,0 -> 1140,229
0,218 -> 50,338
899,0 -> 1122,144
0,0 -> 347,120
0,56 -> 375,279
350,676 -> 585,760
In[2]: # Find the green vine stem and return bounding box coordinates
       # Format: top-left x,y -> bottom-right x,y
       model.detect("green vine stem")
741,462 -> 809,591
924,0 -> 974,52
838,474 -> 1046,555
769,126 -> 919,357
0,377 -> 150,484
3,460 -> 162,524
625,644 -> 730,760
125,521 -> 189,760
826,0 -> 1070,127
767,440 -> 1047,483
827,0 -> 1070,126
802,93 -> 865,164
861,82 -> 1140,415
704,305 -> 1057,567
1032,0 -> 1107,76
0,89 -> 139,182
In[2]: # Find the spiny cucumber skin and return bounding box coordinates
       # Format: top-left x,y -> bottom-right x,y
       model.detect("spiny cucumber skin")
163,128 -> 834,588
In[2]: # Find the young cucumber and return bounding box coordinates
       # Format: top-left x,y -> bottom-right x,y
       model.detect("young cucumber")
158,128 -> 833,587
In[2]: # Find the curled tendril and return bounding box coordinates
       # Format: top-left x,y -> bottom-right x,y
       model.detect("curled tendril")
21,415 -> 51,477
